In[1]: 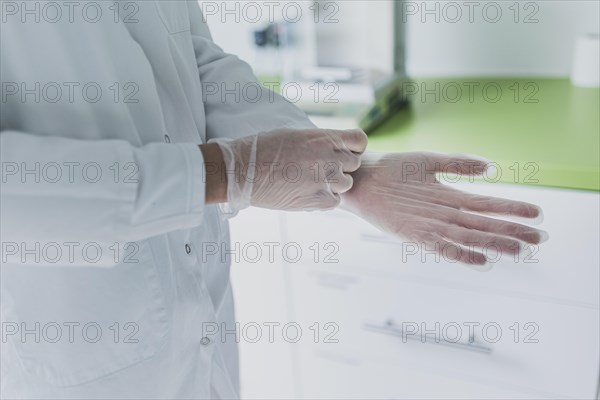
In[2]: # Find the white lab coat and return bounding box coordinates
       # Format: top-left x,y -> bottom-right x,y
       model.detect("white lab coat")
0,1 -> 314,398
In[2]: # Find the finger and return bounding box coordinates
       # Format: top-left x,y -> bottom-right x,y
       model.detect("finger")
441,185 -> 544,220
388,219 -> 489,268
338,151 -> 362,172
338,129 -> 368,154
461,194 -> 543,220
328,173 -> 354,194
379,193 -> 548,245
455,211 -> 549,244
414,231 -> 489,269
422,152 -> 490,176
321,192 -> 341,210
439,224 -> 522,256
398,182 -> 544,223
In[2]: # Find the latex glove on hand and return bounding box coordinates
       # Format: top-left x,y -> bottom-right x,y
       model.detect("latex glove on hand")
341,152 -> 548,270
211,128 -> 368,213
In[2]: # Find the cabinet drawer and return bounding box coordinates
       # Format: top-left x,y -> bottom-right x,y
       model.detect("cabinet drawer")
288,267 -> 599,398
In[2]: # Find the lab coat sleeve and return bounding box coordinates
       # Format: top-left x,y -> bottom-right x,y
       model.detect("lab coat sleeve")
187,1 -> 317,140
1,130 -> 206,266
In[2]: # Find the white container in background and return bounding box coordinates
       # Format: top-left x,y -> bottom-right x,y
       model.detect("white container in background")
571,33 -> 600,88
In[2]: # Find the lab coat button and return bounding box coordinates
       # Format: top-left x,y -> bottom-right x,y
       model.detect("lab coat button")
200,337 -> 211,346
164,134 -> 171,143
185,244 -> 192,254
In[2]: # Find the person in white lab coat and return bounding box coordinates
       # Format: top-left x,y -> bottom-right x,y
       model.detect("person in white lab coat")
0,1 -> 547,399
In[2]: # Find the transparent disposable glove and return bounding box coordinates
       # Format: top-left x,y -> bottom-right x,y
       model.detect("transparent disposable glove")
341,152 -> 548,269
211,128 -> 368,213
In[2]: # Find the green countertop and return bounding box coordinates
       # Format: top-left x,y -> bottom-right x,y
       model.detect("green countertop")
368,78 -> 599,191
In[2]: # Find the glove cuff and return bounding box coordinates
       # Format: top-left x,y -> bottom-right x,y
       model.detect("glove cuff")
209,136 -> 258,217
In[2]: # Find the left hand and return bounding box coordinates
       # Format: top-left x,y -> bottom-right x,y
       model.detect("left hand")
341,152 -> 548,269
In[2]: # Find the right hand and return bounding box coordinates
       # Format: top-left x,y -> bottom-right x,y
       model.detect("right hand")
341,152 -> 547,268
212,128 -> 368,212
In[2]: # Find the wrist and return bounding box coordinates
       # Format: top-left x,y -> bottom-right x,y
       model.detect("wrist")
203,135 -> 258,214
199,143 -> 228,204
340,154 -> 381,211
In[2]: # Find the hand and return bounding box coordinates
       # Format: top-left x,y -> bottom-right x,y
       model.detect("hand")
211,128 -> 368,212
341,152 -> 548,269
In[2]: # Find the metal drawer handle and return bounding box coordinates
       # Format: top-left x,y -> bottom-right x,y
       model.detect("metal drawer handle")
364,319 -> 493,354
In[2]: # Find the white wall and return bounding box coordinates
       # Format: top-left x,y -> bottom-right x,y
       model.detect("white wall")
404,0 -> 600,77
197,1 -> 395,75
197,1 -> 320,75
199,1 -> 600,78
313,1 -> 394,72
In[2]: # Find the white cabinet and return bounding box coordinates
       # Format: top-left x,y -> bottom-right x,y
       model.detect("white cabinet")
230,183 -> 600,399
